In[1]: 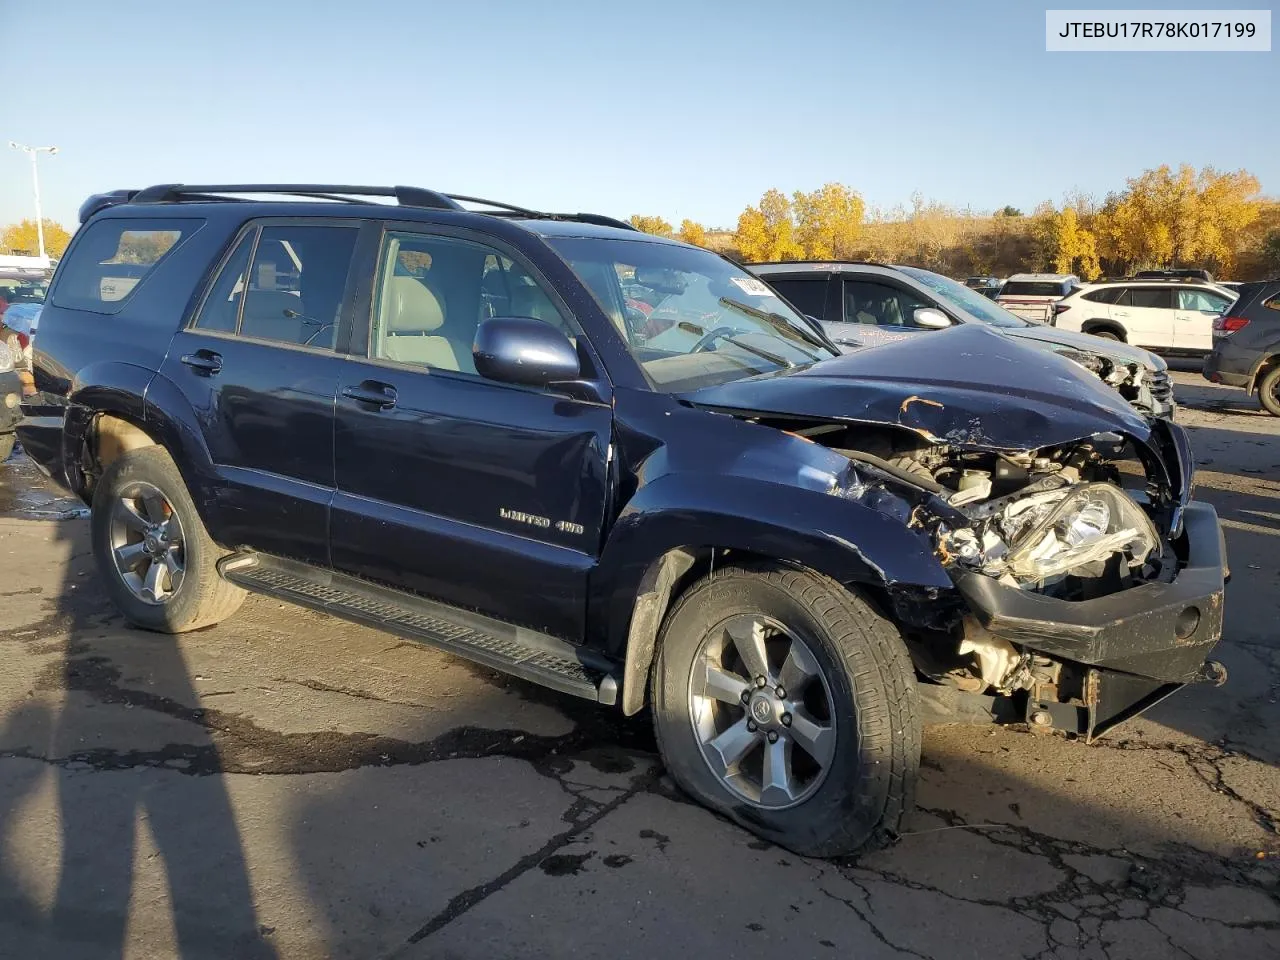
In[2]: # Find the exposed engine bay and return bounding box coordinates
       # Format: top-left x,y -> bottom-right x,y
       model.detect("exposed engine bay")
772,418 -> 1186,709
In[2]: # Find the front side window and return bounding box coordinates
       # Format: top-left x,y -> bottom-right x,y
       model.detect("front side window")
550,237 -> 835,392
1177,289 -> 1231,313
898,266 -> 1028,328
370,232 -> 570,375
843,280 -> 933,328
51,218 -> 202,314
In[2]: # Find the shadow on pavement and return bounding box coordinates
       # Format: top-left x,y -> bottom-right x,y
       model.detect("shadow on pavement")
0,491 -> 276,960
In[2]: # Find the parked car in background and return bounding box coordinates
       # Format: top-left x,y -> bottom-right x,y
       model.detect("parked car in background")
1135,268 -> 1215,282
0,342 -> 22,460
20,183 -> 1228,857
750,261 -> 1175,419
1202,278 -> 1280,415
1052,278 -> 1236,355
996,273 -> 1080,322
964,276 -> 1003,299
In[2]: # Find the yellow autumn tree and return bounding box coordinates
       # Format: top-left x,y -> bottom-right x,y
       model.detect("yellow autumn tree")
1095,165 -> 1260,273
792,182 -> 864,259
676,219 -> 707,247
1,219 -> 72,259
629,215 -> 674,238
734,189 -> 803,262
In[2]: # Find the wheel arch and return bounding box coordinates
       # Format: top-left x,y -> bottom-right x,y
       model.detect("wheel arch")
1081,319 -> 1127,341
1247,351 -> 1280,395
596,475 -> 954,716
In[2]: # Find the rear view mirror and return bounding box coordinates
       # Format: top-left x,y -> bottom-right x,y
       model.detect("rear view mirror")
913,307 -> 952,330
473,316 -> 580,387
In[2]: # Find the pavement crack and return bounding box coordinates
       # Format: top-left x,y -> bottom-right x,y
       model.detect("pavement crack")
393,767 -> 659,952
273,676 -> 427,709
818,880 -> 933,959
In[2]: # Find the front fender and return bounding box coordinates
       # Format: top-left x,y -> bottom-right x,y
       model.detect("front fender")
590,471 -> 952,660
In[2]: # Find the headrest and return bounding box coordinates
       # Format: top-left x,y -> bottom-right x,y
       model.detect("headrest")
385,276 -> 445,333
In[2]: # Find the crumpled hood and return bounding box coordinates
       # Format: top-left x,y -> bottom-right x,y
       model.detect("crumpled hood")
682,324 -> 1154,451
1004,323 -> 1167,373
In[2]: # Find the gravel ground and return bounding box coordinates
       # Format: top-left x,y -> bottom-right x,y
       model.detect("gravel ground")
0,366 -> 1277,959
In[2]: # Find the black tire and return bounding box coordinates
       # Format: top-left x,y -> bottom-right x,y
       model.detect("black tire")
1258,366 -> 1280,418
1087,329 -> 1121,341
91,446 -> 245,632
0,433 -> 14,463
652,562 -> 920,857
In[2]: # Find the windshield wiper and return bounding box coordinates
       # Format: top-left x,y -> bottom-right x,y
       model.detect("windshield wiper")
679,321 -> 794,368
718,297 -> 828,355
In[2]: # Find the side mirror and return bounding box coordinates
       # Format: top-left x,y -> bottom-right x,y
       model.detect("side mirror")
913,307 -> 952,330
473,316 -> 580,387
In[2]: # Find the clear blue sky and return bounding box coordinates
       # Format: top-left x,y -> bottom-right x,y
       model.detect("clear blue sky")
3,0 -> 1277,231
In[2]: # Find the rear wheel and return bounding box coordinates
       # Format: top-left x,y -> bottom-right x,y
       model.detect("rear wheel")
652,562 -> 920,857
1087,329 -> 1121,341
1259,366 -> 1280,417
91,446 -> 245,632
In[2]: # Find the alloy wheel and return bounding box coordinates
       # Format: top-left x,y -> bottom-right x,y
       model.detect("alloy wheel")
687,614 -> 836,809
108,481 -> 186,605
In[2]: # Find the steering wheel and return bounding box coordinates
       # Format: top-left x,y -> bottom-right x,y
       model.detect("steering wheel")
691,325 -> 742,353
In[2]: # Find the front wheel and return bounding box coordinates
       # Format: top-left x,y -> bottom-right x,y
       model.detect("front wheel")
652,562 -> 920,857
1258,366 -> 1280,417
91,446 -> 245,632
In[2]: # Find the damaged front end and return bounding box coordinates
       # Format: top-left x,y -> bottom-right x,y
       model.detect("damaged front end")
830,424 -> 1227,741
685,326 -> 1227,740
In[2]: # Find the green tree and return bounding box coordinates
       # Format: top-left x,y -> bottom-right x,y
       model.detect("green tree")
628,215 -> 674,238
1261,229 -> 1280,273
997,205 -> 1023,217
1,218 -> 72,259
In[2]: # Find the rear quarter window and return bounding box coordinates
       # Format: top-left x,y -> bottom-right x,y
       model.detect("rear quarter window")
1001,281 -> 1068,298
50,218 -> 203,314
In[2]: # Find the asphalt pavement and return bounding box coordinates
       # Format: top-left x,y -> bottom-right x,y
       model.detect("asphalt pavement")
1,367 -> 1277,959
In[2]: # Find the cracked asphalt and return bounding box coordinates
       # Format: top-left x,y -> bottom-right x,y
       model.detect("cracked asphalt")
1,366 -> 1278,959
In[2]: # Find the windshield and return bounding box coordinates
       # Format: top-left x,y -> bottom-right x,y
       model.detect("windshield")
549,237 -> 836,391
898,266 -> 1030,328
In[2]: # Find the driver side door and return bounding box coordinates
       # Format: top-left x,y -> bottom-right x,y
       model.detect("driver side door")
330,226 -> 614,640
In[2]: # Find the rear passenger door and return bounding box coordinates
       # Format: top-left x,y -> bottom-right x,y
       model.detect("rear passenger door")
1113,286 -> 1174,349
330,226 -> 613,642
1175,287 -> 1232,352
159,219 -> 361,563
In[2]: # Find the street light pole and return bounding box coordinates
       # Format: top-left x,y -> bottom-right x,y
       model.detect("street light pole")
8,141 -> 59,260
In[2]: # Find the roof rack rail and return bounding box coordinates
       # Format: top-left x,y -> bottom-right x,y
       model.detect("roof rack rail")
99,183 -> 638,231
130,183 -> 464,211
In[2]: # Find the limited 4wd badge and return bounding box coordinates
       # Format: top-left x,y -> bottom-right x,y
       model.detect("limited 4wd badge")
499,508 -> 583,536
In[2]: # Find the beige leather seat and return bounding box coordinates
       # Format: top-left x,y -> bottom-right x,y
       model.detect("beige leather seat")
240,290 -> 307,342
381,276 -> 466,371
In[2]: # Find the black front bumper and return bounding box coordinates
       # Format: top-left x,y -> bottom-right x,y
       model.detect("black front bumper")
953,501 -> 1226,685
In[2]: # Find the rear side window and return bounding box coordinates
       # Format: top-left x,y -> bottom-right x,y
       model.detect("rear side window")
1125,287 -> 1173,309
50,218 -> 202,314
1082,287 -> 1122,304
765,276 -> 830,320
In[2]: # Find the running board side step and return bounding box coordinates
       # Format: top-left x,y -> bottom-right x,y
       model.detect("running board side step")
219,553 -> 618,705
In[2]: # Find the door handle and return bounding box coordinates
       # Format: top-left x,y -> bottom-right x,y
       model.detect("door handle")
180,351 -> 223,375
342,381 -> 398,410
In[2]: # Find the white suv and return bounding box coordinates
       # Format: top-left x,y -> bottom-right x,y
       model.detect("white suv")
1052,280 -> 1236,354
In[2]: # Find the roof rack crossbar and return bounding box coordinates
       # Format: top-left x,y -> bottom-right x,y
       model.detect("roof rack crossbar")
131,184 -> 464,211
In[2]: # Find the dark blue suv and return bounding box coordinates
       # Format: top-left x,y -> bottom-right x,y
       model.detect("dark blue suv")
19,184 -> 1228,855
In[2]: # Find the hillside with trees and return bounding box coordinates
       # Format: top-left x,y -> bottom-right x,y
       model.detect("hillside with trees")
631,165 -> 1280,280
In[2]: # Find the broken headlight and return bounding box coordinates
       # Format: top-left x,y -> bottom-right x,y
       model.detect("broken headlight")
1003,484 -> 1158,581
940,483 -> 1160,587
